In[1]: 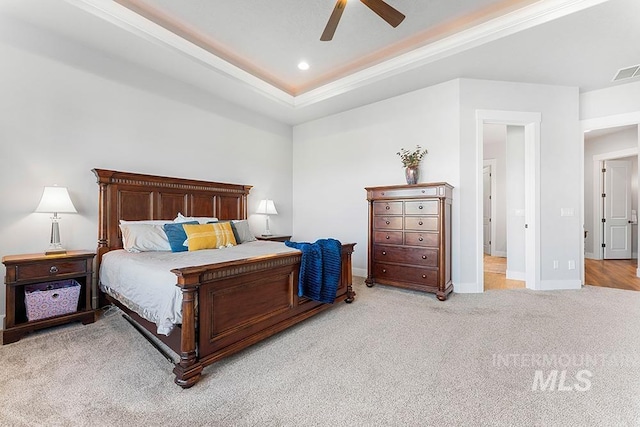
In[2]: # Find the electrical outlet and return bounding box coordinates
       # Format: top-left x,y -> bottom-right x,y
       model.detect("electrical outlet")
568,260 -> 576,270
553,260 -> 559,269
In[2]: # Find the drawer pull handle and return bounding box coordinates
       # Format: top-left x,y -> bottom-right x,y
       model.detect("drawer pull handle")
418,221 -> 424,226
422,255 -> 427,259
382,251 -> 386,255
418,205 -> 423,210
418,237 -> 424,242
382,269 -> 387,273
422,274 -> 427,279
385,206 -> 390,210
49,266 -> 59,274
386,235 -> 390,239
385,220 -> 390,225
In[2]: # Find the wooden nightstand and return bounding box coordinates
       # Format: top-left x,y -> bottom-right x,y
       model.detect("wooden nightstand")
255,235 -> 292,242
2,250 -> 95,344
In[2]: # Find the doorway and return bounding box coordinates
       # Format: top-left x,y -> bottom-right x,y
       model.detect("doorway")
583,124 -> 640,290
476,110 -> 541,292
482,125 -> 526,290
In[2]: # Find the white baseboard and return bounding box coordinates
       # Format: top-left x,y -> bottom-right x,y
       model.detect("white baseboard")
584,252 -> 597,260
454,282 -> 482,293
492,251 -> 507,258
353,268 -> 367,279
0,314 -> 4,330
539,279 -> 582,291
506,270 -> 526,281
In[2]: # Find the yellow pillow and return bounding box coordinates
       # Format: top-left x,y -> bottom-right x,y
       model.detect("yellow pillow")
183,222 -> 237,251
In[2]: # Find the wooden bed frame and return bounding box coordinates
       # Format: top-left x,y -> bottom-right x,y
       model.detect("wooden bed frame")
93,169 -> 355,388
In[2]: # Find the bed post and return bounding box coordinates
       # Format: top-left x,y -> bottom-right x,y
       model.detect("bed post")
343,243 -> 356,303
172,277 -> 203,388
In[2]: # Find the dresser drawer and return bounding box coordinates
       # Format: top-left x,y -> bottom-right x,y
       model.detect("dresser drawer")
404,217 -> 438,231
15,259 -> 87,281
404,232 -> 439,247
374,231 -> 403,244
374,216 -> 403,230
373,263 -> 438,286
405,200 -> 438,215
373,201 -> 403,215
374,245 -> 438,267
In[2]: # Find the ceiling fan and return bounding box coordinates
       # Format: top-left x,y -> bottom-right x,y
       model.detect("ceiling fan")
321,0 -> 406,41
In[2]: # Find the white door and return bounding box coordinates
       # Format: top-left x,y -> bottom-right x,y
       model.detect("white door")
603,160 -> 632,259
483,165 -> 492,255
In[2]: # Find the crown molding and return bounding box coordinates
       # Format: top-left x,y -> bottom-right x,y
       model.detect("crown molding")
65,0 -> 608,111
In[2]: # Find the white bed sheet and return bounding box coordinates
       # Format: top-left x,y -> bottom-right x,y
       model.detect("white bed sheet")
99,241 -> 300,335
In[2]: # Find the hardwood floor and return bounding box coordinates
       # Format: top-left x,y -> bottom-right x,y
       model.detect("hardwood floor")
483,255 -> 640,292
584,258 -> 640,291
483,255 -> 525,290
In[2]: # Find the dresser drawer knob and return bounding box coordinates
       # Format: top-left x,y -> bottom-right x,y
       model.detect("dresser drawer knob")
418,221 -> 423,226
418,205 -> 423,210
386,235 -> 390,239
422,255 -> 427,259
418,237 -> 424,242
385,206 -> 390,210
385,220 -> 390,225
49,266 -> 59,274
382,269 -> 387,273
382,251 -> 386,255
422,274 -> 427,279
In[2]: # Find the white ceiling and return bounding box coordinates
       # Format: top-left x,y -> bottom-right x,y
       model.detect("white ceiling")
1,0 -> 639,125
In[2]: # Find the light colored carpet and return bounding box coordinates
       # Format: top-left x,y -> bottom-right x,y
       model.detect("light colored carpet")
1,278 -> 640,426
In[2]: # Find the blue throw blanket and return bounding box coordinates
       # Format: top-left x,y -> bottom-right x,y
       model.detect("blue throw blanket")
284,239 -> 342,304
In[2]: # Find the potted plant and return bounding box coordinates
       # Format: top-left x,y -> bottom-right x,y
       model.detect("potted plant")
396,145 -> 428,184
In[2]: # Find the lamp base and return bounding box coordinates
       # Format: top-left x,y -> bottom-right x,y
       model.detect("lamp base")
45,248 -> 67,256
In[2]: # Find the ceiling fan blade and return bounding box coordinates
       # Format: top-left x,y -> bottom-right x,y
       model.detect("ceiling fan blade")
360,0 -> 405,27
321,0 -> 348,41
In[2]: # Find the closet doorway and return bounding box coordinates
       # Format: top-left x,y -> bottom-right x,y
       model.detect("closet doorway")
482,124 -> 525,290
476,110 -> 541,292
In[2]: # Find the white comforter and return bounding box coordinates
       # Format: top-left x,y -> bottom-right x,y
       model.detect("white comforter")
99,241 -> 300,335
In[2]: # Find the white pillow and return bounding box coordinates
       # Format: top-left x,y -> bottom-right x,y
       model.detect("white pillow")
120,219 -> 171,225
174,212 -> 219,224
119,223 -> 171,253
232,220 -> 257,243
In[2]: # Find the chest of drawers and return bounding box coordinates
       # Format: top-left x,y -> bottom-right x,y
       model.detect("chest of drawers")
365,183 -> 453,300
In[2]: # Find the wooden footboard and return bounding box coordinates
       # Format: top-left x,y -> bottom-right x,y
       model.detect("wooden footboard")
171,244 -> 355,388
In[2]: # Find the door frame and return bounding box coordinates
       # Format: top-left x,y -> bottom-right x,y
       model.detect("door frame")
476,110 -> 541,292
591,152 -> 637,260
483,159 -> 497,256
582,112 -> 640,279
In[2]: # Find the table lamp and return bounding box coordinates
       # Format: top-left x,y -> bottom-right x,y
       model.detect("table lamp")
35,186 -> 77,255
256,199 -> 278,236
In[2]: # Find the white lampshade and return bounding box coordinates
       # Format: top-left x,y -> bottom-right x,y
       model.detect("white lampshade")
256,199 -> 278,215
35,186 -> 77,214
35,186 -> 77,255
256,199 -> 277,236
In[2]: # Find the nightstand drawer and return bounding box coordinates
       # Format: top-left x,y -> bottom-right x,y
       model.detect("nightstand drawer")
15,260 -> 87,281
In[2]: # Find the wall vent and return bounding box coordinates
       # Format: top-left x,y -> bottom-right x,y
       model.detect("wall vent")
613,65 -> 640,82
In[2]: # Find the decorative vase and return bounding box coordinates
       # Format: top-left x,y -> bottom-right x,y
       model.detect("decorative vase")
405,166 -> 419,185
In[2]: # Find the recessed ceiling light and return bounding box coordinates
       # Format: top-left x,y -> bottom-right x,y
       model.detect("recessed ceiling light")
298,61 -> 310,71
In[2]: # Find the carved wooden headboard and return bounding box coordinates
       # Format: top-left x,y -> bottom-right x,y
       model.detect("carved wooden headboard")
93,169 -> 252,261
